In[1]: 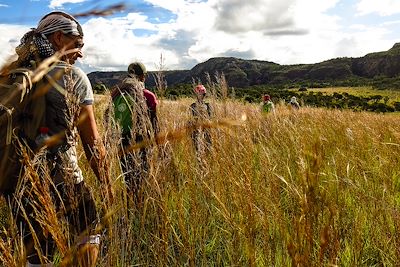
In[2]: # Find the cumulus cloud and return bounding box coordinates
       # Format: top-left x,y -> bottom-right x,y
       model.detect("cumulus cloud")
0,24 -> 30,66
79,0 -> 217,70
0,0 -> 398,72
142,0 -> 187,13
381,20 -> 400,26
157,30 -> 196,58
75,0 -> 398,71
356,0 -> 400,16
184,0 -> 342,64
81,15 -> 181,71
219,49 -> 256,59
213,0 -> 296,34
49,0 -> 87,9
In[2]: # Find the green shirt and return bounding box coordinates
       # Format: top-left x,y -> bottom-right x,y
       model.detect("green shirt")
113,93 -> 135,136
262,101 -> 275,113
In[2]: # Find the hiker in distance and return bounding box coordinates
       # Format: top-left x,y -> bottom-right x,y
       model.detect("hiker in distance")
1,11 -> 113,267
189,84 -> 213,164
289,96 -> 300,109
111,62 -> 157,199
261,94 -> 275,114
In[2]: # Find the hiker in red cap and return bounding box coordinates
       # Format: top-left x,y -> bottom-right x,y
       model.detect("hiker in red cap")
189,84 -> 213,162
261,94 -> 275,113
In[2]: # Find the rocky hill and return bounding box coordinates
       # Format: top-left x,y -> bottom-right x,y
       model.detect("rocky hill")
88,43 -> 400,89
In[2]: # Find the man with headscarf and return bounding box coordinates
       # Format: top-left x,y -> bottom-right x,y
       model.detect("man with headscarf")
7,11 -> 112,267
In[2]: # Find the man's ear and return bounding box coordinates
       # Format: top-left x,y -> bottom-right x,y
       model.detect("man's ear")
48,31 -> 64,51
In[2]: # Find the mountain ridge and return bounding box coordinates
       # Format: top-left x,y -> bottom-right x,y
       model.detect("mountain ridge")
88,43 -> 400,90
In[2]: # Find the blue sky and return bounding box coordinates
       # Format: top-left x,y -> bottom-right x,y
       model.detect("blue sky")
1,0 -> 400,73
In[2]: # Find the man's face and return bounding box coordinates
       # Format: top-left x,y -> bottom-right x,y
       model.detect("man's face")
139,73 -> 147,82
61,33 -> 84,64
196,92 -> 205,101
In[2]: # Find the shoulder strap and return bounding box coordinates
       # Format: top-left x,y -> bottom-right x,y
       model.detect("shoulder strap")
205,102 -> 212,117
8,68 -> 33,102
0,69 -> 34,146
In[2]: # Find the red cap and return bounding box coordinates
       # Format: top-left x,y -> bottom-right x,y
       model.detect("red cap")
39,127 -> 49,134
263,94 -> 271,101
194,84 -> 206,94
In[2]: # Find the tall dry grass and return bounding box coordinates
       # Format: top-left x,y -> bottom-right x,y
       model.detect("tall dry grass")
2,81 -> 400,266
78,81 -> 400,266
2,77 -> 400,266
2,61 -> 400,266
1,4 -> 400,266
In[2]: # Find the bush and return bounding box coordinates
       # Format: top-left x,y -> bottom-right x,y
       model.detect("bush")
393,101 -> 400,111
94,83 -> 107,94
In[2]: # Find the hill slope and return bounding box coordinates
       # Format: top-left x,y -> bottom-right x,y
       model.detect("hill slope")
88,43 -> 400,89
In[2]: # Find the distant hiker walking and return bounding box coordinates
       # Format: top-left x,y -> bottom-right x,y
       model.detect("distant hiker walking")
289,96 -> 300,110
1,11 -> 112,267
189,84 -> 212,162
261,94 -> 275,113
112,62 -> 156,196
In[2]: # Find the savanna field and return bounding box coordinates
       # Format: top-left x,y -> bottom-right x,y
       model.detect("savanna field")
2,89 -> 400,266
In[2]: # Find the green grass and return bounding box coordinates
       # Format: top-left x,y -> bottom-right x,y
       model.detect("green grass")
293,86 -> 400,103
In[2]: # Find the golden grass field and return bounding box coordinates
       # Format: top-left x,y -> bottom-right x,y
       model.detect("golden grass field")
87,93 -> 400,266
1,3 -> 398,267
2,87 -> 400,266
1,4 -> 399,263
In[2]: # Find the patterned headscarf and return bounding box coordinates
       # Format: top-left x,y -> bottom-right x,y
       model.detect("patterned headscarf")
15,11 -> 83,66
36,11 -> 83,37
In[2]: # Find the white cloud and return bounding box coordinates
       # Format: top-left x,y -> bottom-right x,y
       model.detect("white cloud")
49,0 -> 87,9
0,24 -> 31,67
356,0 -> 400,16
143,0 -> 187,13
185,0 -> 344,64
75,0 -> 398,71
0,0 -> 398,72
79,0 -> 216,71
81,16 -> 180,71
213,0 -> 297,33
381,20 -> 400,26
0,4 -> 9,7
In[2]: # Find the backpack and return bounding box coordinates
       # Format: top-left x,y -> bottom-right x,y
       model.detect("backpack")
262,101 -> 274,113
190,102 -> 212,119
0,66 -> 47,195
113,92 -> 135,137
111,79 -> 153,144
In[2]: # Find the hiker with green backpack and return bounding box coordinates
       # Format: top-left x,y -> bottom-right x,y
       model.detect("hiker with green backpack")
111,62 -> 157,199
261,94 -> 275,114
0,11 -> 112,267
